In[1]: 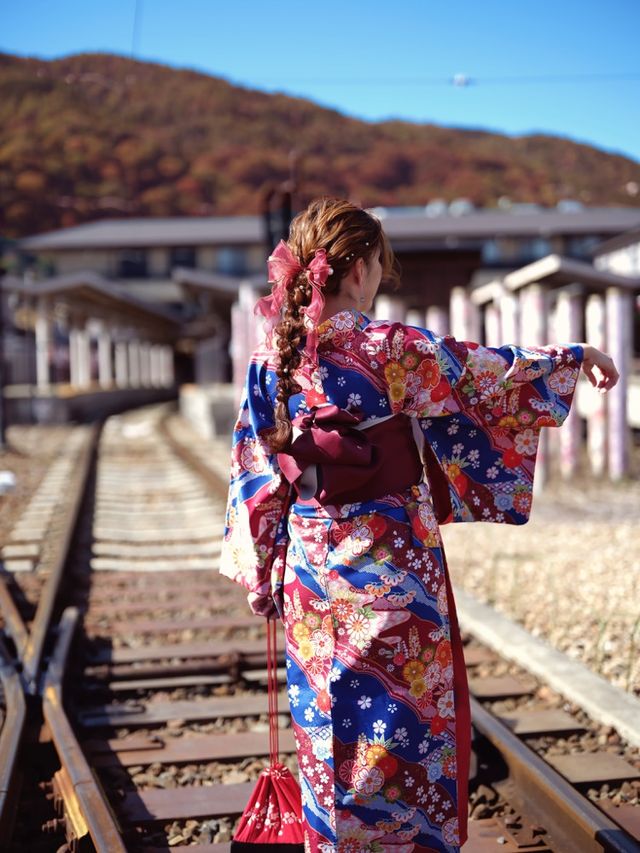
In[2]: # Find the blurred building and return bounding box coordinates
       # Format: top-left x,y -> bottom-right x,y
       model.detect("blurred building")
2,203 -> 640,478
10,203 -> 640,380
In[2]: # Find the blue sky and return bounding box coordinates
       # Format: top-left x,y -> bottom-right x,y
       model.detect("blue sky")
3,0 -> 640,162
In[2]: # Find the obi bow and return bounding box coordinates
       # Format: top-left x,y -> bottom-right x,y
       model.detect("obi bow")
276,405 -> 425,506
277,405 -> 370,489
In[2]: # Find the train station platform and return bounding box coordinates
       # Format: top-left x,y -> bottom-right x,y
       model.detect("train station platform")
3,383 -> 177,424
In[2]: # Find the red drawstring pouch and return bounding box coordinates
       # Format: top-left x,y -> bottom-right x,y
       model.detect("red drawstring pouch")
230,617 -> 305,851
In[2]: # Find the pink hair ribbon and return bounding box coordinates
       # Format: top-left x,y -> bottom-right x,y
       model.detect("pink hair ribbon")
254,240 -> 332,361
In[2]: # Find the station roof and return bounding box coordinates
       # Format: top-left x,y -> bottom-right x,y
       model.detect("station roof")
18,207 -> 640,252
590,226 -> 640,257
471,254 -> 640,303
20,216 -> 263,250
172,267 -> 264,299
2,271 -> 180,337
504,254 -> 640,291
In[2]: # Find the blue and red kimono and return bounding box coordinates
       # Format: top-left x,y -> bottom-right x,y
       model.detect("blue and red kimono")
220,308 -> 583,853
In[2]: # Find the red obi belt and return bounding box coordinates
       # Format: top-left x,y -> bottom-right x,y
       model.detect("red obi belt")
277,405 -> 429,507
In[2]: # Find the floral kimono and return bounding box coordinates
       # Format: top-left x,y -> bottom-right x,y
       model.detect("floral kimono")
220,308 -> 583,853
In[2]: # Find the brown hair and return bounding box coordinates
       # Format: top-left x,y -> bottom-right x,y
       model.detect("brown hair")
265,197 -> 399,453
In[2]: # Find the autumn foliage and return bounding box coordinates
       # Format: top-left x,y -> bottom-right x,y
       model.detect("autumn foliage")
0,51 -> 638,238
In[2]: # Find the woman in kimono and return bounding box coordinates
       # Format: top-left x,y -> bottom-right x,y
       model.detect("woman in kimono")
220,197 -> 618,853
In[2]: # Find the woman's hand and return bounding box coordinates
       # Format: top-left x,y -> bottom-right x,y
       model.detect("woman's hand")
247,590 -> 281,619
580,344 -> 619,393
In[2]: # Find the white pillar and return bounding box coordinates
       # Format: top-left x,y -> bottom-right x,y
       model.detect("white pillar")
69,321 -> 90,389
426,306 -> 449,337
149,345 -> 161,387
405,309 -> 424,328
139,341 -> 151,387
164,346 -> 174,385
500,289 -> 519,345
97,326 -> 113,388
520,283 -> 549,490
374,294 -> 405,322
115,341 -> 129,388
484,302 -> 501,348
35,299 -> 51,390
157,346 -> 173,387
128,340 -> 141,387
586,294 -> 607,477
606,286 -> 632,481
555,285 -> 582,479
76,326 -> 91,388
68,327 -> 80,387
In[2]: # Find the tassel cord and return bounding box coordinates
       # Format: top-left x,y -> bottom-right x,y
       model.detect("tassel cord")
267,615 -> 279,764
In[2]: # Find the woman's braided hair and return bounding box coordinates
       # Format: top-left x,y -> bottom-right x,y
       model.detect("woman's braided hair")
266,197 -> 398,453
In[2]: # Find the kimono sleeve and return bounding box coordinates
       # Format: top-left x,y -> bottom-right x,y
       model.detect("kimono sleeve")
416,336 -> 584,525
373,321 -> 583,524
453,340 -> 584,434
218,358 -> 292,618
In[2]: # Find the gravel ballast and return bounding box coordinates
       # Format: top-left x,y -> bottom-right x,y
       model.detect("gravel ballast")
442,475 -> 640,696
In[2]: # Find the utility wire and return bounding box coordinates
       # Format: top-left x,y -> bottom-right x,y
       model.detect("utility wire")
257,71 -> 640,87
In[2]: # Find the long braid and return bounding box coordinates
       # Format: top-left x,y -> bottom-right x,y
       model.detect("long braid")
269,273 -> 313,452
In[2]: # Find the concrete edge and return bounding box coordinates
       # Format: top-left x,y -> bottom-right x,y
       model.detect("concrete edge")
454,585 -> 640,748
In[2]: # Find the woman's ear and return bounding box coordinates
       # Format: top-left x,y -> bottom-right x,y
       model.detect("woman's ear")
353,257 -> 366,285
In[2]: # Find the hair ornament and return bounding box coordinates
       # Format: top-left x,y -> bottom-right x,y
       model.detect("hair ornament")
254,240 -> 333,362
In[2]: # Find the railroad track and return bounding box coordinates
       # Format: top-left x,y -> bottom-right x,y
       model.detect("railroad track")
0,404 -> 639,851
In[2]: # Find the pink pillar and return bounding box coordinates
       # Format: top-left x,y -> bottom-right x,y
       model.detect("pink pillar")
231,303 -> 247,408
520,283 -> 549,490
232,283 -> 261,407
586,294 -> 607,476
606,286 -> 632,481
240,283 -> 261,355
555,285 -> 583,478
450,287 -> 480,342
426,305 -> 450,336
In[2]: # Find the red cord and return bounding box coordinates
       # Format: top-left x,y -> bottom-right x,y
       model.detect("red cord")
267,616 -> 279,764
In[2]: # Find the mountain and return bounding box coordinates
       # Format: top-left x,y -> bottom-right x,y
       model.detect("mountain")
1,51 -> 639,239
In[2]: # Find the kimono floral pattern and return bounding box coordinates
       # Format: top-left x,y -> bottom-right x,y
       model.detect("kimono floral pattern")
220,308 -> 583,852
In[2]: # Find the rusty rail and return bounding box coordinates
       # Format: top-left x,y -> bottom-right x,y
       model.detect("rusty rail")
42,606 -> 127,853
471,695 -> 640,853
22,424 -> 99,691
0,635 -> 27,840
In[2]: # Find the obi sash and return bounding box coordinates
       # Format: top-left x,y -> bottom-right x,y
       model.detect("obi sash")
277,404 -> 452,520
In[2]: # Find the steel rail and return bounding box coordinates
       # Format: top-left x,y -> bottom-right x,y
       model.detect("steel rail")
43,606 -> 127,853
0,635 -> 27,840
22,423 -> 98,691
470,695 -> 640,853
0,575 -> 30,660
158,415 -> 229,500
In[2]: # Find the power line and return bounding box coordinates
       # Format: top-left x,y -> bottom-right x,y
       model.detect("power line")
257,71 -> 640,87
